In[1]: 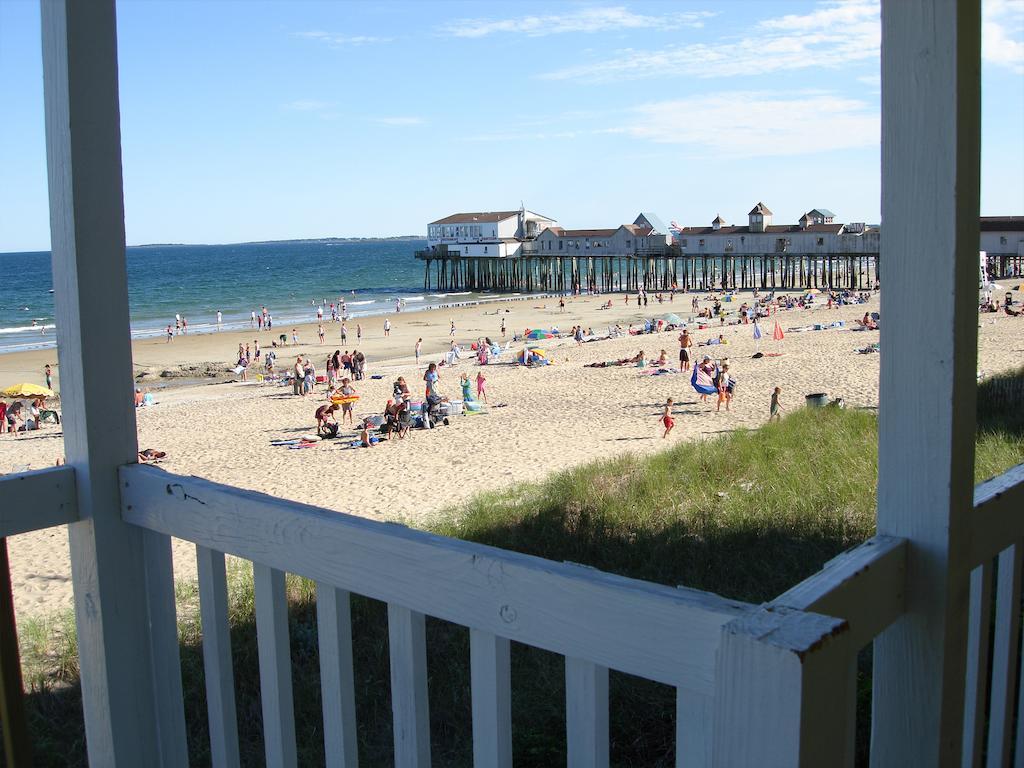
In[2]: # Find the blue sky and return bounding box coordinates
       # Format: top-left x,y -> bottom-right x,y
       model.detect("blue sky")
1,0 -> 1022,252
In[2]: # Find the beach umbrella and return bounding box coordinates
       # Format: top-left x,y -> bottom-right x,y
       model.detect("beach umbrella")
1,383 -> 54,398
526,329 -> 553,340
663,313 -> 683,326
772,321 -> 785,342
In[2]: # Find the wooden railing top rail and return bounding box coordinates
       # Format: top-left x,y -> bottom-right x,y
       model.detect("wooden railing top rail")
0,466 -> 78,538
971,462 -> 1024,567
119,464 -> 751,693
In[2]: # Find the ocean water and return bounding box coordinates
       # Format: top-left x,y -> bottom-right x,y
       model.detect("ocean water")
0,238 -> 501,353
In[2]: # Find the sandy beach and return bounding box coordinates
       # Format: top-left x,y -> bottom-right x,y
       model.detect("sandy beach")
2,290 -> 1022,620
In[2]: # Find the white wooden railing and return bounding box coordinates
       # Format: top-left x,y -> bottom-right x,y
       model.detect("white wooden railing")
5,460 -> 1022,766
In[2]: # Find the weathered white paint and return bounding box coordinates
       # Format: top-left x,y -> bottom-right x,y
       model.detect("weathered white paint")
469,629 -> 512,768
253,563 -> 298,768
773,535 -> 906,649
0,466 -> 77,537
713,606 -> 853,767
141,530 -> 188,767
874,1 -> 981,764
316,583 -> 359,768
388,604 -> 431,767
40,2 -> 162,763
962,562 -> 993,768
676,691 -> 713,768
196,546 -> 240,768
565,657 -> 609,768
120,466 -> 749,692
970,463 -> 1024,566
986,544 -> 1022,767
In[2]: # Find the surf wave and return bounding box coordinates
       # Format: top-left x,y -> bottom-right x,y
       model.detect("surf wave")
346,300 -> 375,306
0,324 -> 56,334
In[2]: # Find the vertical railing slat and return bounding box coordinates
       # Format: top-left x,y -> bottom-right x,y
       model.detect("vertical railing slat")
963,561 -> 994,768
986,543 -> 1022,768
253,563 -> 298,768
196,546 -> 240,768
387,604 -> 431,767
142,529 -> 188,766
469,629 -> 512,768
565,657 -> 609,768
676,690 -> 712,768
316,583 -> 359,768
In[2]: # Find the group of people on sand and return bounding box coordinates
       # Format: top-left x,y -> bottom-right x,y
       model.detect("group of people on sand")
0,396 -> 54,435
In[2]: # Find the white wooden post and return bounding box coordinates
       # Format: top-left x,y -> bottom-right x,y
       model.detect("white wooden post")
388,604 -> 431,767
875,1 -> 980,764
712,607 -> 853,767
196,547 -> 241,768
962,563 -> 993,768
469,629 -> 512,768
565,657 -> 609,768
40,1 -> 165,763
253,563 -> 298,768
316,583 -> 359,768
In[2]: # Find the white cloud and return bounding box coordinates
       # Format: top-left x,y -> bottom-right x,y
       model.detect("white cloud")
617,92 -> 879,158
540,0 -> 1024,81
540,1 -> 878,81
984,0 -> 1024,73
294,31 -> 393,46
439,6 -> 713,38
374,117 -> 425,126
283,100 -> 334,112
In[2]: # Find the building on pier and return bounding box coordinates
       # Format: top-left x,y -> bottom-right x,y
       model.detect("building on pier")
424,208 -> 557,259
980,217 -> 1024,277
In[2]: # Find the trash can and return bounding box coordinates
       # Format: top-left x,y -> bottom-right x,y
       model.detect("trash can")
805,393 -> 829,408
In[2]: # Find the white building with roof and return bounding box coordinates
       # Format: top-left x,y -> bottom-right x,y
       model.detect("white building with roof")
425,207 -> 556,258
674,203 -> 880,256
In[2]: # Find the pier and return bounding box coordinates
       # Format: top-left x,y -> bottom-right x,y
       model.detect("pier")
415,245 -> 880,294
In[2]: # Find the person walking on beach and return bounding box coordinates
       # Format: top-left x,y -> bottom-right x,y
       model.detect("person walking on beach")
716,364 -> 732,412
318,323 -> 325,344
476,370 -> 487,403
292,328 -> 299,345
216,310 -> 222,331
293,356 -> 304,396
500,318 -> 505,338
341,323 -> 348,343
559,297 -> 565,312
267,313 -> 273,330
338,378 -> 356,425
355,323 -> 362,342
415,337 -> 422,364
424,362 -> 439,397
450,319 -> 456,337
251,310 -> 256,328
678,329 -> 693,371
770,386 -> 783,422
384,318 -> 391,337
44,364 -> 53,391
661,397 -> 675,438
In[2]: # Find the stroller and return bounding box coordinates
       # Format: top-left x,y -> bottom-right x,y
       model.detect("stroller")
420,392 -> 450,429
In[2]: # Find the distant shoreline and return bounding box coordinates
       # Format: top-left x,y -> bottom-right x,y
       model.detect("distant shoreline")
2,235 -> 426,256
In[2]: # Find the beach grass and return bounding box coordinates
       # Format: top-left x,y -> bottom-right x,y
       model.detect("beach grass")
13,369 -> 1024,767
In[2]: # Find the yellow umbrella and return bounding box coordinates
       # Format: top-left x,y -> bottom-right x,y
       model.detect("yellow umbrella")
1,383 -> 55,398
